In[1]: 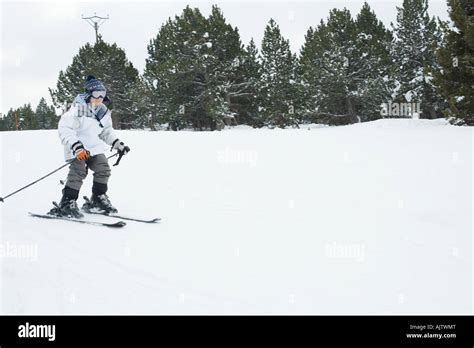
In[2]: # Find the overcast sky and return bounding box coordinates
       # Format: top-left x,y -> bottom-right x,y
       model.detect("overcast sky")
1,0 -> 449,114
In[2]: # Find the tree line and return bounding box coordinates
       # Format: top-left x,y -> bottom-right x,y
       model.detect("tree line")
1,0 -> 472,131
0,98 -> 57,131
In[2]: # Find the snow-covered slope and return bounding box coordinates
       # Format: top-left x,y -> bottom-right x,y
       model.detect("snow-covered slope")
0,119 -> 472,314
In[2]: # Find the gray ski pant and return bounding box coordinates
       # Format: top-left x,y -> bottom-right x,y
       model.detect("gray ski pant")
65,154 -> 111,191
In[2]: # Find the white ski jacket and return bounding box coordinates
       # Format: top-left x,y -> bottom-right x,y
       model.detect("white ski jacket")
58,94 -> 118,161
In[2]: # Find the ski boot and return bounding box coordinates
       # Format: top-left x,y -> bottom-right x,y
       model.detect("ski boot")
48,196 -> 84,219
48,187 -> 84,219
82,193 -> 118,214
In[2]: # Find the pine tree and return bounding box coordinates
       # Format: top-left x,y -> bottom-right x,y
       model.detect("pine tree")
354,2 -> 394,121
130,76 -> 155,129
16,104 -> 37,130
35,97 -> 58,129
299,26 -> 319,121
144,7 -> 209,130
260,19 -> 300,128
144,17 -> 181,129
49,37 -> 141,129
391,0 -> 445,119
300,11 -> 355,119
3,108 -> 17,131
202,5 -> 245,130
434,0 -> 474,125
236,39 -> 262,126
300,8 -> 391,123
0,113 -> 5,131
144,5 -> 247,130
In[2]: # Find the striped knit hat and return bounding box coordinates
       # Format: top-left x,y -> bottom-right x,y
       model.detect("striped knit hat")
84,75 -> 106,93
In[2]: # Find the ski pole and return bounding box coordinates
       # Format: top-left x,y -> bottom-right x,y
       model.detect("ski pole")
0,152 -> 119,202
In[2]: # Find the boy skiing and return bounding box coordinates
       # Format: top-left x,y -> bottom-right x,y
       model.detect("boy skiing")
49,75 -> 130,218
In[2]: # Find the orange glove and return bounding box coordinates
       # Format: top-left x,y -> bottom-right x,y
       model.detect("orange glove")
75,148 -> 89,161
72,142 -> 89,161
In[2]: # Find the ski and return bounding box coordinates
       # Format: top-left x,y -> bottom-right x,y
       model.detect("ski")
82,196 -> 161,223
83,211 -> 161,224
28,212 -> 127,228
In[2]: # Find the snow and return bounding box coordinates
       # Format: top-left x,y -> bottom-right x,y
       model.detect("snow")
0,119 -> 472,314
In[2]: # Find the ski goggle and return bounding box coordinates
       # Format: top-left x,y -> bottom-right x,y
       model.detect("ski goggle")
91,90 -> 106,99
